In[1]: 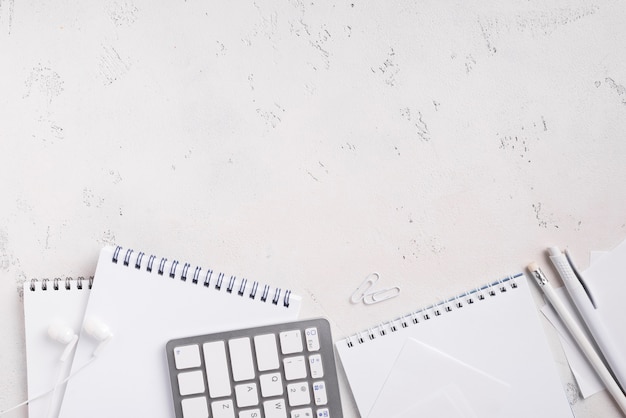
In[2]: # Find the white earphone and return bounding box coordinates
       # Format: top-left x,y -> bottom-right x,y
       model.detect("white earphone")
47,320 -> 79,362
0,318 -> 113,416
82,317 -> 113,357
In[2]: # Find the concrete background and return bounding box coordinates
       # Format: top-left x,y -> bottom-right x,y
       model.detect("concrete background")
1,0 -> 625,416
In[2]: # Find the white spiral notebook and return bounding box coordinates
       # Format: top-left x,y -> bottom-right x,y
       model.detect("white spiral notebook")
57,246 -> 302,418
23,277 -> 92,418
335,274 -> 573,418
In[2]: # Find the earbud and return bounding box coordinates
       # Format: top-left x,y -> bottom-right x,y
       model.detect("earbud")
83,317 -> 113,356
48,321 -> 77,344
47,321 -> 78,362
0,319 -> 112,416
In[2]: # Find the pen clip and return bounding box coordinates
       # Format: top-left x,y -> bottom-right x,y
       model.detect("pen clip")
564,249 -> 597,309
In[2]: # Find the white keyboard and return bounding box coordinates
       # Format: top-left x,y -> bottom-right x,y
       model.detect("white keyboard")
166,318 -> 343,418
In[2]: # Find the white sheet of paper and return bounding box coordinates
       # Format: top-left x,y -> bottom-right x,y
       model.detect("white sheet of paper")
367,338 -> 510,418
391,389 -> 469,418
583,240 -> 626,391
589,251 -> 609,264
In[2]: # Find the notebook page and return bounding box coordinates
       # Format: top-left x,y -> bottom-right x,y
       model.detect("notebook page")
335,276 -> 572,418
368,338 -> 510,418
58,246 -> 301,418
582,238 -> 626,390
23,278 -> 91,418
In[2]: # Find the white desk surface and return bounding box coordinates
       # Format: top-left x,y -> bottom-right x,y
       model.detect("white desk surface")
1,1 -> 625,417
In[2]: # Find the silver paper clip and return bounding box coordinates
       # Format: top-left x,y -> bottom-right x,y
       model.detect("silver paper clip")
363,287 -> 401,305
350,272 -> 400,305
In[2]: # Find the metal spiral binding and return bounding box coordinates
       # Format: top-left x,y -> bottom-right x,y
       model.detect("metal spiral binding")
215,272 -> 225,290
147,255 -> 157,272
181,263 -> 190,282
345,275 -> 520,347
169,260 -> 178,278
111,246 -> 291,307
238,278 -> 248,296
203,269 -> 213,287
227,276 -> 236,293
158,258 -> 168,275
135,252 -> 145,269
28,276 -> 93,291
192,266 -> 201,284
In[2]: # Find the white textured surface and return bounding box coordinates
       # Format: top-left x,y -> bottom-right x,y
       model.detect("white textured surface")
1,1 -> 625,417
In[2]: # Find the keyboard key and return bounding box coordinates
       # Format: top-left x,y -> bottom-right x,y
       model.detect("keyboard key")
254,333 -> 279,371
203,341 -> 231,397
229,337 -> 255,381
235,383 -> 259,408
291,407 -> 313,418
239,408 -> 262,418
259,372 -> 283,397
308,354 -> 323,378
181,396 -> 208,418
305,328 -> 320,351
316,408 -> 330,418
283,356 -> 307,380
263,398 -> 287,418
177,370 -> 205,396
287,382 -> 311,406
279,329 -> 303,354
174,344 -> 201,369
211,399 -> 235,418
312,381 -> 327,405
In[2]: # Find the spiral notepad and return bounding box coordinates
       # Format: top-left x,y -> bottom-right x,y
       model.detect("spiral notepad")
58,246 -> 301,418
23,277 -> 92,418
335,274 -> 573,418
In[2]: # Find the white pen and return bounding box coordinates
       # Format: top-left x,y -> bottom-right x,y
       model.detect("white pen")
548,246 -> 626,393
527,263 -> 626,416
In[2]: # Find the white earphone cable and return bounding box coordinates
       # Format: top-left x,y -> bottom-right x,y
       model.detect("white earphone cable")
0,357 -> 96,416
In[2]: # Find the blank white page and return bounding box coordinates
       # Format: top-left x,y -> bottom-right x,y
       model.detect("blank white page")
58,246 -> 301,418
23,277 -> 91,418
335,275 -> 572,418
583,238 -> 626,380
368,338 -> 511,418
